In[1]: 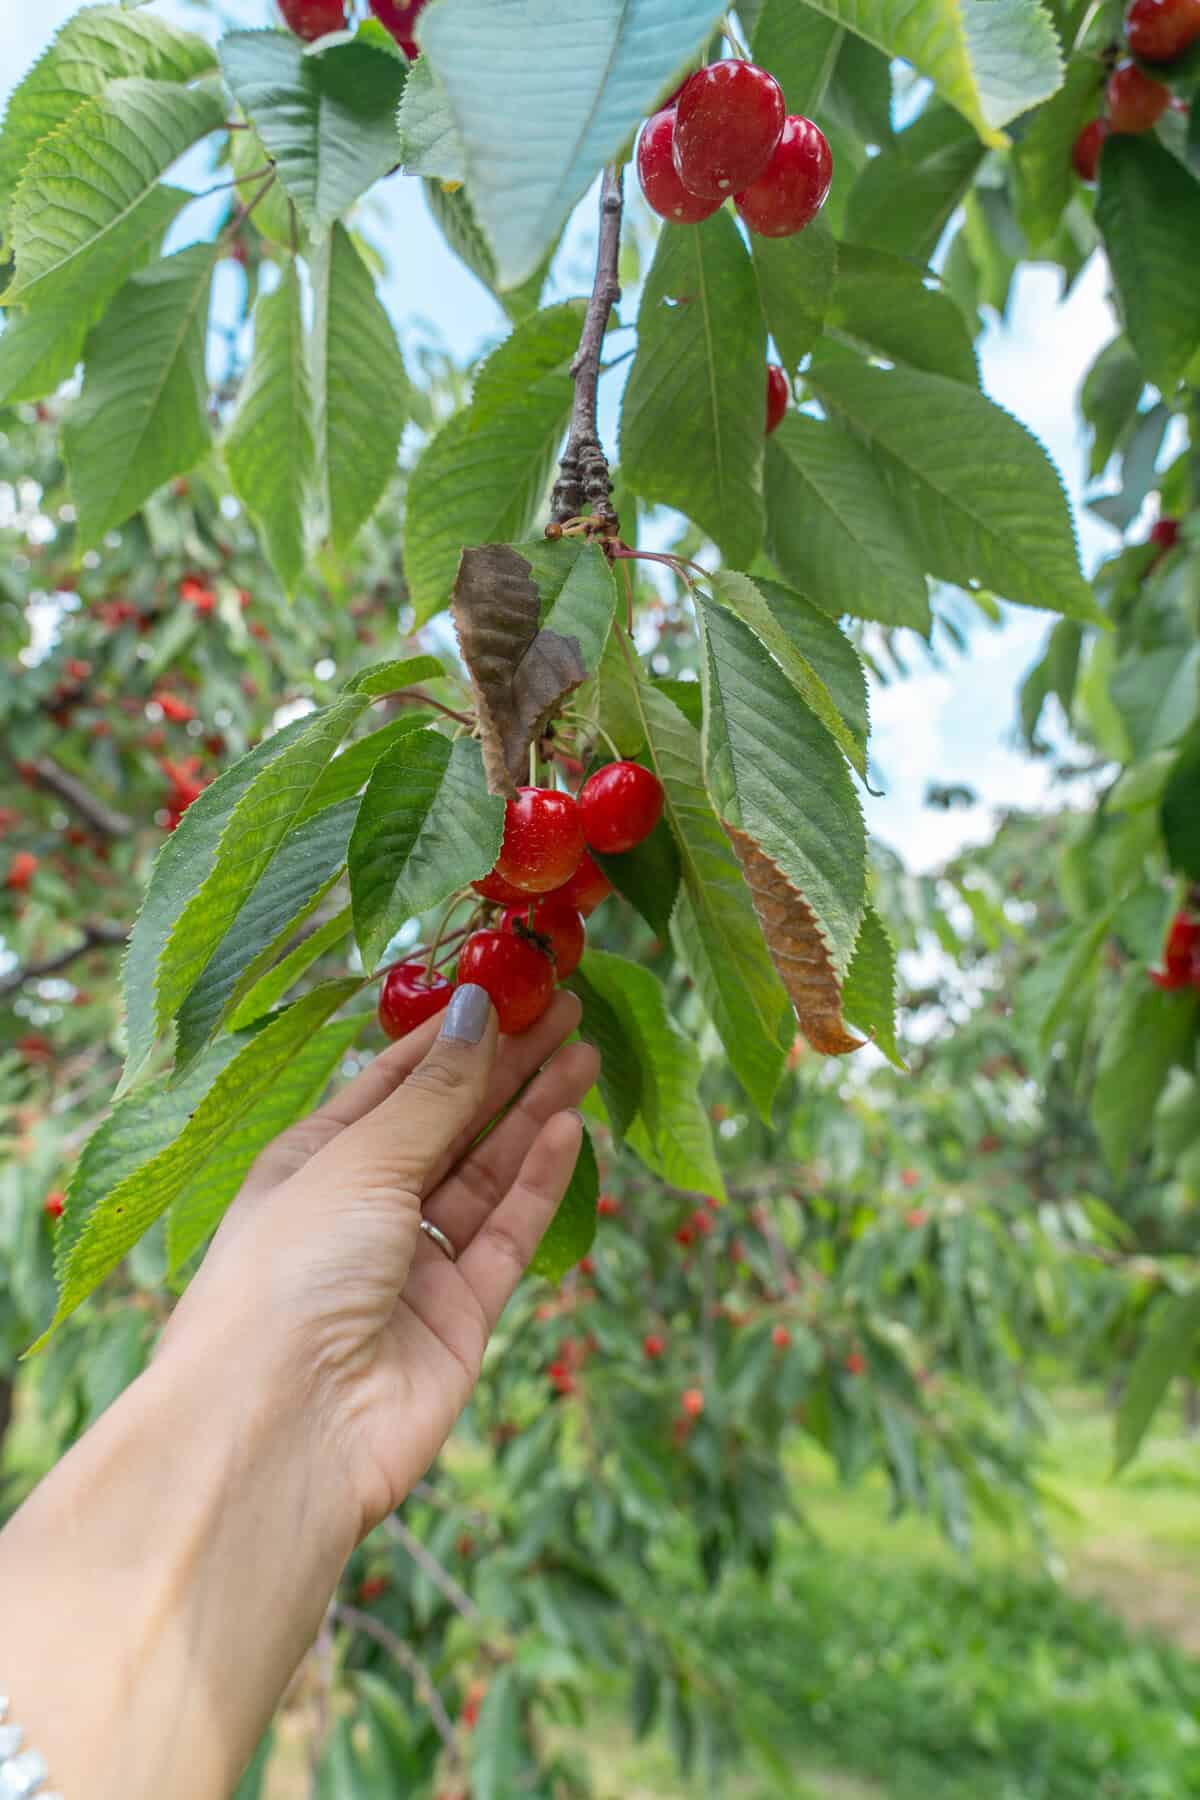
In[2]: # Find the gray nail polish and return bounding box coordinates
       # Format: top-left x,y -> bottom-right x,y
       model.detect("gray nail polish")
440,982 -> 491,1044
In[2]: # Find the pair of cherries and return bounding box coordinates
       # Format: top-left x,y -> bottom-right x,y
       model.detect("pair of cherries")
638,60 -> 832,238
279,0 -> 425,55
1071,0 -> 1199,181
379,762 -> 664,1038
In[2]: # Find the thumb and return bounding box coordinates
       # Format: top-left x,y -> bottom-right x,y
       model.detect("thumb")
316,983 -> 499,1204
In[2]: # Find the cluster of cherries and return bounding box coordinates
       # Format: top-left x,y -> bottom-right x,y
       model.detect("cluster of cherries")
377,761 -> 665,1039
1151,908 -> 1200,991
1072,0 -> 1198,182
637,58 -> 832,239
279,0 -> 426,51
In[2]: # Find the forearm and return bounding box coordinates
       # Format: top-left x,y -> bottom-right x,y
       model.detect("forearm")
0,1336 -> 358,1799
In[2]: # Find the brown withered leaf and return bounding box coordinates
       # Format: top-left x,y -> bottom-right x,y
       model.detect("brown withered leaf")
726,827 -> 865,1057
451,544 -> 587,798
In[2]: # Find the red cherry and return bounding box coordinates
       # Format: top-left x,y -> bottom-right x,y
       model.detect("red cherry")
845,1351 -> 866,1376
369,0 -> 427,56
905,1208 -> 930,1228
674,1224 -> 695,1248
899,1168 -> 920,1190
672,61 -> 786,200
643,1334 -> 666,1359
1151,910 -> 1200,987
689,1207 -> 714,1237
155,691 -> 196,724
578,1255 -> 596,1276
681,1387 -> 705,1418
5,850 -> 39,893
1072,118 -> 1110,184
457,928 -> 555,1035
597,1192 -> 621,1216
765,363 -> 789,435
356,1575 -> 389,1605
735,116 -> 832,237
550,851 -> 612,917
579,762 -> 664,855
771,1324 -> 791,1350
1107,60 -> 1171,131
501,898 -> 585,979
1150,516 -> 1180,549
472,868 -> 531,905
1125,0 -> 1200,60
494,787 -> 585,895
279,0 -> 347,38
44,1190 -> 66,1221
378,960 -> 453,1040
636,109 -> 723,224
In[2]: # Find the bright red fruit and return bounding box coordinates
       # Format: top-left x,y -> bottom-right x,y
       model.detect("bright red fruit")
681,1387 -> 705,1417
369,0 -> 428,56
597,1192 -> 621,1217
378,960 -> 453,1039
44,1190 -> 66,1221
1150,911 -> 1200,988
472,868 -> 530,905
458,929 -> 556,1035
899,1168 -> 919,1190
735,116 -> 832,237
636,109 -> 723,224
579,762 -> 664,855
1150,516 -> 1180,549
501,898 -> 585,979
845,1351 -> 866,1376
6,850 -> 39,892
765,363 -> 789,435
179,575 -> 216,614
494,787 -> 585,895
551,851 -> 612,917
279,0 -> 347,38
1125,0 -> 1200,60
771,1324 -> 791,1350
644,1334 -> 666,1359
1072,117 -> 1109,183
1106,60 -> 1171,131
155,691 -> 196,724
672,61 -> 785,200
356,1575 -> 389,1605
905,1208 -> 930,1228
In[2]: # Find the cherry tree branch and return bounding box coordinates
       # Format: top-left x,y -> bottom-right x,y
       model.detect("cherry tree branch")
0,920 -> 127,998
383,1513 -> 482,1622
334,1604 -> 463,1770
550,164 -> 625,528
21,755 -> 133,838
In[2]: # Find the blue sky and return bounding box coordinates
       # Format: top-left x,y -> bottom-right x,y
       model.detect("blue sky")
6,3 -> 1123,871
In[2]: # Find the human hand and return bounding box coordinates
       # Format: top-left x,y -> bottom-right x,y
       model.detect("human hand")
160,983 -> 600,1543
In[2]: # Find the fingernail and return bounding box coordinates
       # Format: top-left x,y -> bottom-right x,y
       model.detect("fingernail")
440,983 -> 491,1044
569,1108 -> 586,1123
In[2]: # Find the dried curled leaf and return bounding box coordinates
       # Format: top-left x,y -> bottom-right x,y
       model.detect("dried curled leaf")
451,543 -> 587,797
726,827 -> 864,1057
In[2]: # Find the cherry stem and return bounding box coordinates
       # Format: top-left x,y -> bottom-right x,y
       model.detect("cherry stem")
609,544 -> 701,592
550,164 -> 624,529
424,895 -> 471,982
223,167 -> 278,241
721,11 -> 752,58
389,689 -> 475,727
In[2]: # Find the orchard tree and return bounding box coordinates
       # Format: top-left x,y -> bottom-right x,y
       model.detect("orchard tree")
2,0 -> 1200,1790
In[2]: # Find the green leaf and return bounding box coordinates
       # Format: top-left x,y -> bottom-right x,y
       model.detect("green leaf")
514,538 -> 619,674
750,219 -> 837,376
1115,1287 -> 1200,1472
827,244 -> 978,384
807,358 -> 1099,622
397,54 -> 465,180
1092,976 -> 1199,1173
3,78 -> 224,306
229,906 -> 354,1031
64,241 -> 216,548
349,731 -> 505,969
218,30 -> 409,232
225,264 -> 316,595
0,293 -> 94,406
1110,644 -> 1200,758
754,578 -> 870,753
697,595 -> 865,979
45,983 -> 360,1339
530,1128 -> 598,1282
0,4 -> 214,248
174,799 -> 359,1066
421,0 -> 727,287
1162,725 -> 1200,881
844,100 -> 986,264
604,646 -> 792,1117
825,33 -> 895,146
750,0 -> 843,114
1034,909 -> 1114,1054
345,656 -> 447,698
167,1018 -> 361,1274
577,949 -> 725,1196
764,412 -> 931,632
1011,54 -> 1101,249
296,714 -> 435,821
621,211 -> 766,568
1096,134 -> 1200,394
120,714 -> 320,1091
795,0 -> 1063,143
421,178 -> 553,320
310,224 -> 408,553
840,903 -> 903,1068
707,569 -> 867,776
1081,336 -> 1144,479
230,120 -> 293,247
403,303 -> 582,623
470,1667 -> 524,1800
593,818 -> 681,939
566,961 -> 644,1139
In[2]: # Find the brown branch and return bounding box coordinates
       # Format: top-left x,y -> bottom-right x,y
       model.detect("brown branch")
334,1604 -> 463,1771
384,1513 -> 482,1622
550,164 -> 624,528
23,756 -> 133,838
0,920 -> 127,998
